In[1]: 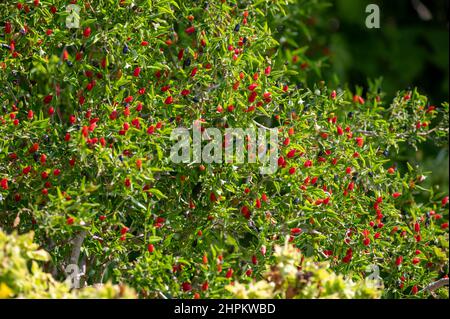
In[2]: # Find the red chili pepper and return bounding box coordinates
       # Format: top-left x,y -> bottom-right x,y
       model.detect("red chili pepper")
83,27 -> 91,38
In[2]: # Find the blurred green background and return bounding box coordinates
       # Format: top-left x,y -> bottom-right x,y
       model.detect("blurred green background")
326,0 -> 449,104
293,0 -> 449,196
329,0 -> 449,197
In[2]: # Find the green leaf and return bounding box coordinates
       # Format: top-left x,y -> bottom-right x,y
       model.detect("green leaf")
148,188 -> 167,199
26,250 -> 50,262
148,236 -> 162,243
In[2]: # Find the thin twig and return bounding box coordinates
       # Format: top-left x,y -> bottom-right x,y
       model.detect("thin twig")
421,278 -> 449,293
356,128 -> 441,138
253,119 -> 277,132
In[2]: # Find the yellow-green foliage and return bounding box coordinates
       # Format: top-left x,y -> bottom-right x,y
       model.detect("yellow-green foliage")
227,239 -> 382,299
0,229 -> 135,299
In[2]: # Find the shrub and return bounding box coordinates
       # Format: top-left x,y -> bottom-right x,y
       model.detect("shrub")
0,229 -> 135,298
226,238 -> 382,299
0,0 -> 448,299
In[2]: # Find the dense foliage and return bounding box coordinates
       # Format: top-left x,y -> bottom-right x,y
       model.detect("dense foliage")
227,239 -> 382,299
0,0 -> 448,299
